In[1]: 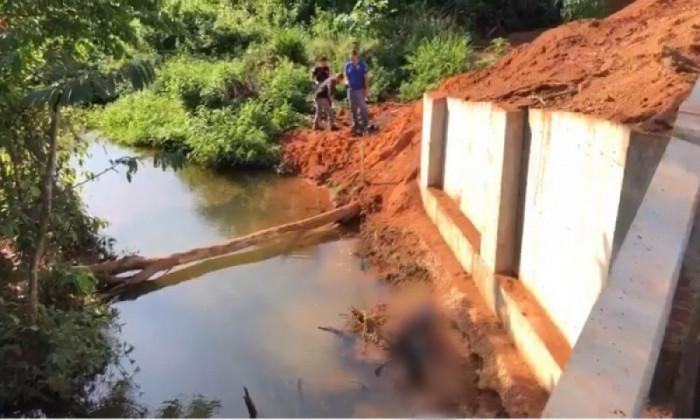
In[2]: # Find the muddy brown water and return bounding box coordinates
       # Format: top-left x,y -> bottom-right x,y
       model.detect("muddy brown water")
80,141 -> 410,417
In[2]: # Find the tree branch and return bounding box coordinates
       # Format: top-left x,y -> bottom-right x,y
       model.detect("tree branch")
70,155 -> 145,190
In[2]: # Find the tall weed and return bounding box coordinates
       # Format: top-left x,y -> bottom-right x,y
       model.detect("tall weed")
268,28 -> 309,64
561,0 -> 607,21
398,33 -> 473,101
90,90 -> 190,148
154,57 -> 251,111
258,59 -> 313,112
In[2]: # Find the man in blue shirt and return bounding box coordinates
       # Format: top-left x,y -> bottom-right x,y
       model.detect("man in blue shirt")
344,49 -> 370,135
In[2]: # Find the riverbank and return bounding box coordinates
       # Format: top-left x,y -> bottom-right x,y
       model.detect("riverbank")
79,141 -> 417,417
280,0 -> 700,414
282,103 -> 550,416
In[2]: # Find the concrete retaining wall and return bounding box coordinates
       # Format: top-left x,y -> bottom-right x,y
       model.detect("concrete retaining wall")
543,137 -> 700,417
519,111 -> 669,346
543,77 -> 700,418
419,91 -> 695,406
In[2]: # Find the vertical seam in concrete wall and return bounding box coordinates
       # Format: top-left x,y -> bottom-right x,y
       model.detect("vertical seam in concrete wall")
495,110 -> 525,275
513,108 -> 531,276
439,105 -> 450,189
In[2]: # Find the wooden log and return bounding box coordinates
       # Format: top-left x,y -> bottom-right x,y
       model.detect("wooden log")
115,227 -> 340,301
83,201 -> 361,285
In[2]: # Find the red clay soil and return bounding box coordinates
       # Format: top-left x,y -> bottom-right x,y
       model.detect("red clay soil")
440,0 -> 700,132
282,0 -> 700,415
284,0 -> 700,223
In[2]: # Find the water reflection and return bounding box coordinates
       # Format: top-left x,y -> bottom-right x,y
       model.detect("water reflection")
80,141 -> 407,417
174,165 -> 331,238
119,227 -> 342,302
90,381 -> 222,419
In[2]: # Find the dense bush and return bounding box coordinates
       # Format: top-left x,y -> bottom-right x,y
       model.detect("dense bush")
266,28 -> 309,65
398,34 -> 474,101
0,269 -> 129,417
154,57 -> 251,111
186,101 -> 303,168
258,59 -> 312,112
561,0 -> 608,21
90,90 -> 190,148
91,55 -> 310,168
87,0 -> 567,170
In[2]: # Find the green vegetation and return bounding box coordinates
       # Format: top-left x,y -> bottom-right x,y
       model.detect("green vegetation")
398,34 -> 475,101
86,0 -> 593,170
0,0 -> 167,416
562,0 -> 609,21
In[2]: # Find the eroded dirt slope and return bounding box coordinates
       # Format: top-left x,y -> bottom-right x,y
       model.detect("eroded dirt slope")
440,0 -> 700,132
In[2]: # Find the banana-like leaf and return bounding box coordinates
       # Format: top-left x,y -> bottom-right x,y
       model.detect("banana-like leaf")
21,59 -> 155,108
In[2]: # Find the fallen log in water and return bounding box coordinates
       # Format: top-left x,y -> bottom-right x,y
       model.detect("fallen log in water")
82,201 -> 361,286
114,227 -> 341,301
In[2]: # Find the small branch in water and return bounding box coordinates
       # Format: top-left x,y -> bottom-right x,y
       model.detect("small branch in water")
297,378 -> 305,417
70,155 -> 145,190
317,325 -> 347,337
374,360 -> 392,377
243,387 -> 257,418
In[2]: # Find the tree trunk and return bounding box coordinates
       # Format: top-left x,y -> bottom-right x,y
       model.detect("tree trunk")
116,226 -> 339,301
28,102 -> 60,322
85,201 -> 361,285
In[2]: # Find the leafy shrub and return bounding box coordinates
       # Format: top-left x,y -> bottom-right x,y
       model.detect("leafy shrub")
267,28 -> 309,65
476,37 -> 512,68
398,33 -> 473,101
154,57 -> 252,111
90,90 -> 190,148
143,0 -> 263,57
0,271 -> 129,417
561,0 -> 607,20
187,105 -> 282,168
258,59 -> 312,112
369,65 -> 401,102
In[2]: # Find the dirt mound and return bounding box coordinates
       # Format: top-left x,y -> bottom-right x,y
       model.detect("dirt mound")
282,102 -> 424,223
439,0 -> 700,132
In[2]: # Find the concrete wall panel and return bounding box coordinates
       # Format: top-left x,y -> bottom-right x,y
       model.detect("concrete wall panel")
544,138 -> 700,418
441,99 -> 524,275
519,110 -> 631,346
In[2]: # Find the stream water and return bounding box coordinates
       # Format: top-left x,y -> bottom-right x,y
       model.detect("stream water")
80,141 -> 408,418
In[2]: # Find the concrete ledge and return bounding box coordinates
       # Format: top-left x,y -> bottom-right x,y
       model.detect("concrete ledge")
421,187 -> 480,274
647,191 -> 700,417
674,102 -> 700,145
421,186 -> 566,391
495,275 -> 570,390
543,138 -> 700,418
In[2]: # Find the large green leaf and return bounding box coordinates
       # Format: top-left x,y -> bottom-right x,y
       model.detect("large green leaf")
21,60 -> 156,108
